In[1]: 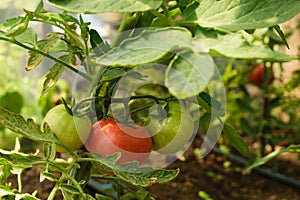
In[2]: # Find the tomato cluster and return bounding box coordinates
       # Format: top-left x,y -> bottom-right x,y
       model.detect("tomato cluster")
42,101 -> 194,164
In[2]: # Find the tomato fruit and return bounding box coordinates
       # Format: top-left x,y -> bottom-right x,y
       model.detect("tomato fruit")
41,104 -> 91,153
249,65 -> 274,85
85,118 -> 152,164
147,101 -> 194,154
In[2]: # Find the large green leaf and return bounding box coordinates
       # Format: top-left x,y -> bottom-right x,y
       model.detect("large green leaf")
48,0 -> 163,13
89,153 -> 179,187
166,50 -> 214,98
194,31 -> 294,61
196,0 -> 300,31
98,27 -> 193,67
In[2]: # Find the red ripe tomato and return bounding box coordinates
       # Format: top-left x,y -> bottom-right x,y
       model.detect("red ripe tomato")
85,118 -> 152,164
249,65 -> 274,85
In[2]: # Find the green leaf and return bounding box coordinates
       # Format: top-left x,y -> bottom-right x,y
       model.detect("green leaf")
15,27 -> 37,47
121,189 -> 150,200
115,168 -> 179,187
166,50 -> 214,99
100,68 -> 126,82
0,165 -> 11,184
40,12 -> 79,24
0,91 -> 23,114
89,153 -> 179,187
0,106 -> 58,143
0,188 -> 40,200
48,40 -> 69,53
272,25 -> 289,49
98,27 -> 193,67
48,0 -> 163,13
95,194 -> 114,200
0,17 -> 24,34
26,36 -> 61,71
194,31 -> 294,61
223,123 -> 250,157
41,54 -> 72,97
0,150 -> 43,168
183,1 -> 199,21
196,0 -> 300,31
34,0 -> 44,16
59,184 -> 80,195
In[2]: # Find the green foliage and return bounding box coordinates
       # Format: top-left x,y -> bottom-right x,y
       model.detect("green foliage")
0,0 -> 299,199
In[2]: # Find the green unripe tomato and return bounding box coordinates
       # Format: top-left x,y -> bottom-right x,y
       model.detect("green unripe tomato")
41,104 -> 91,153
147,102 -> 194,154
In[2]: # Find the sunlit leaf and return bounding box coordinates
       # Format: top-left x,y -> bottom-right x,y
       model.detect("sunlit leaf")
194,30 -> 294,61
48,0 -> 163,13
166,50 -> 214,98
98,27 -> 193,67
196,0 -> 300,31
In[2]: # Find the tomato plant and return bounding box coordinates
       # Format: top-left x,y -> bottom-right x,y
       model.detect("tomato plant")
86,118 -> 152,164
0,0 -> 299,199
41,104 -> 91,152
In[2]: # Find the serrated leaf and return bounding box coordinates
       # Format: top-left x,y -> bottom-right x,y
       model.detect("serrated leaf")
196,0 -> 300,31
114,168 -> 179,187
40,12 -> 79,24
166,50 -> 214,99
89,153 -> 179,187
41,54 -> 72,97
223,123 -> 250,157
15,27 -> 37,47
48,0 -> 163,13
0,16 -> 24,34
0,188 -> 40,200
26,36 -> 61,71
59,184 -> 80,194
98,27 -> 193,67
0,150 -> 43,169
194,31 -> 294,61
0,106 -> 58,143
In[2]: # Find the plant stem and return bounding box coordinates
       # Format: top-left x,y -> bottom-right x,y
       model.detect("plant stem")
149,9 -> 175,26
111,12 -> 141,47
0,36 -> 93,81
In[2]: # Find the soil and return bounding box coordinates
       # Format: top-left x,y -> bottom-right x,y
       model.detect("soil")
5,136 -> 300,200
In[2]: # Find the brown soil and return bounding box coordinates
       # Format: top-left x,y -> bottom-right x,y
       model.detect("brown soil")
5,136 -> 300,200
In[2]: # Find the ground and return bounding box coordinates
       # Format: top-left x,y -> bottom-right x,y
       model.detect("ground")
5,136 -> 300,200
